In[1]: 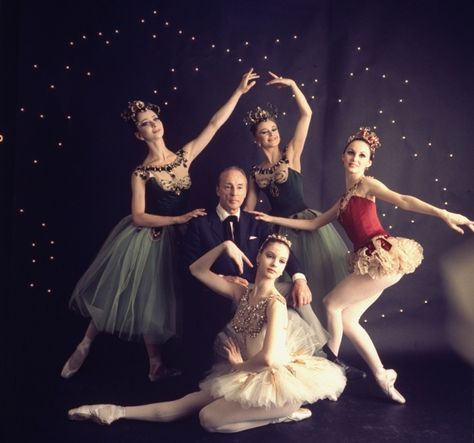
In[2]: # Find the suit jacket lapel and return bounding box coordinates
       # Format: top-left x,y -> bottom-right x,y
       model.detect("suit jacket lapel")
209,212 -> 225,243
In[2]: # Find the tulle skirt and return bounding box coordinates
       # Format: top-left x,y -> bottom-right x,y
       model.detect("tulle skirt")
275,209 -> 349,318
69,215 -> 180,344
199,310 -> 346,409
350,235 -> 423,279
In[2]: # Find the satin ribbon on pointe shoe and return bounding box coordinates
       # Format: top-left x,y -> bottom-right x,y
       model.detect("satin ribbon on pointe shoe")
68,404 -> 125,425
375,369 -> 406,404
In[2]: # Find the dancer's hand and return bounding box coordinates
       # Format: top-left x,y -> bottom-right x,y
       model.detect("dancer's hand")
223,337 -> 244,365
222,275 -> 250,288
440,210 -> 474,234
266,71 -> 295,88
224,240 -> 254,274
290,279 -> 312,307
246,210 -> 275,224
237,68 -> 260,94
175,208 -> 207,224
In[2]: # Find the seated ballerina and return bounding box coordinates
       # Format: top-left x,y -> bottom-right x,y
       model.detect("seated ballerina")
68,235 -> 346,433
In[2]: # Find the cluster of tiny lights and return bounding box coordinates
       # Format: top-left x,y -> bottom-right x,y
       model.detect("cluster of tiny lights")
18,13 -> 460,311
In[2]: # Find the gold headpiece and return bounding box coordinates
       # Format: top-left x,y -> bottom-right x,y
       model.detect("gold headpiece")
121,100 -> 161,124
259,233 -> 292,251
243,104 -> 278,129
346,127 -> 381,154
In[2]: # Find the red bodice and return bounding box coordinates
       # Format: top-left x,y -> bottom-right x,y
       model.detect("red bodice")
338,196 -> 388,251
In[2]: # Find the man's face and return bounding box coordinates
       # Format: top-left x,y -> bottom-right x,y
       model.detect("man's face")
216,169 -> 248,214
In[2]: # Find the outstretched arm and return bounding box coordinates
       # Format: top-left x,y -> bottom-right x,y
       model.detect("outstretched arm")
224,297 -> 287,371
189,241 -> 254,300
266,71 -> 312,171
364,177 -> 474,234
131,174 -> 206,227
248,200 -> 339,231
183,69 -> 259,164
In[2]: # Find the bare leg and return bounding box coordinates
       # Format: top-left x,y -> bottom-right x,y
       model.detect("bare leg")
199,398 -> 302,433
124,391 -> 214,422
61,321 -> 99,378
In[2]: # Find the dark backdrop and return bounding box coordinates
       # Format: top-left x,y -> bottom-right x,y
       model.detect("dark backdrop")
1,1 -> 473,437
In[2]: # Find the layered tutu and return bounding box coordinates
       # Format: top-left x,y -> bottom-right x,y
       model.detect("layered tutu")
69,215 -> 180,343
199,310 -> 346,409
350,235 -> 423,279
276,209 -> 349,317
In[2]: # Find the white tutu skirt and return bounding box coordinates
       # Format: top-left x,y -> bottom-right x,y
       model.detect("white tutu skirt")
199,310 -> 346,409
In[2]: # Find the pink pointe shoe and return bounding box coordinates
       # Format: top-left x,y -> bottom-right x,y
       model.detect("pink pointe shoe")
68,404 -> 125,425
61,341 -> 90,379
272,408 -> 312,424
375,369 -> 406,404
148,358 -> 182,382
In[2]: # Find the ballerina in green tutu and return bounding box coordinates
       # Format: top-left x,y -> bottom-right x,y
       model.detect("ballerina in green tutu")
244,72 -> 349,329
61,69 -> 259,381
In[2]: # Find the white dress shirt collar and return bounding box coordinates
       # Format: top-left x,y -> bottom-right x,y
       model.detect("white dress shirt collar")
216,204 -> 241,222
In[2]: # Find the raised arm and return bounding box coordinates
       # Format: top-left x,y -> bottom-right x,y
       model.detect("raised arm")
225,297 -> 288,372
266,71 -> 312,171
189,241 -> 253,300
131,174 -> 206,227
183,69 -> 259,164
363,177 -> 474,234
248,200 -> 339,231
243,174 -> 259,211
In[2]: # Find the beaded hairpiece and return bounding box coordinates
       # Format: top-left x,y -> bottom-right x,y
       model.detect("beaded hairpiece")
346,127 -> 381,155
121,100 -> 161,124
259,233 -> 292,251
243,104 -> 279,129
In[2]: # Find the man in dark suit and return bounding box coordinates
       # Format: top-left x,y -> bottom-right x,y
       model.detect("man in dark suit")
183,166 -> 326,374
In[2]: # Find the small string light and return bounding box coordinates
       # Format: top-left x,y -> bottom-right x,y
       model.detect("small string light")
105,40 -> 110,45
178,30 -> 183,35
20,107 -> 25,112
82,35 -> 87,40
33,64 -> 38,69
114,29 -> 119,34
402,136 -> 406,140
33,159 -> 39,164
428,142 -> 432,147
444,201 -> 448,206
226,48 -> 230,53
378,109 -> 383,114
449,153 -> 454,158
434,178 -> 439,182
424,300 -> 429,304
173,86 -> 178,90
152,34 -> 157,39
19,209 -> 24,213
170,68 -> 175,72
381,314 -> 385,318
211,44 -> 215,48
65,65 -> 70,70
47,289 -> 52,294
349,72 -> 354,77
41,222 -> 47,227
32,243 -> 36,247
39,114 -> 45,119
404,79 -> 409,84
399,309 -> 404,313
263,55 -> 268,60
69,41 -> 74,46
140,18 -> 145,23
293,35 -> 298,39
50,240 -> 55,245
164,22 -> 169,26
194,67 -> 199,71
338,98 -> 342,103
391,120 -> 396,124
153,10 -> 158,14
32,259 -> 36,263
98,32 -> 102,36
191,36 -> 196,41
275,38 -> 280,43
67,115 -> 72,120
365,67 -> 369,71
410,220 -> 415,223
413,153 -> 418,157
153,89 -> 158,94
29,283 -> 35,288
399,99 -> 403,103
238,58 -> 243,63
57,142 -> 63,147
382,74 -> 386,78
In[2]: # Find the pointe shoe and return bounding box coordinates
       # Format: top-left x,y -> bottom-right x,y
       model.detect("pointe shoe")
68,404 -> 125,425
61,342 -> 90,379
148,365 -> 182,382
375,369 -> 406,404
272,408 -> 312,424
148,358 -> 182,382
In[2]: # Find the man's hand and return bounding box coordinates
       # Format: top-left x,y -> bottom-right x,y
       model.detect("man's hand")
290,279 -> 312,307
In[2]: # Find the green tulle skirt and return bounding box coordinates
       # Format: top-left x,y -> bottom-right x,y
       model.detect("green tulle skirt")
69,215 -> 180,344
275,209 -> 349,322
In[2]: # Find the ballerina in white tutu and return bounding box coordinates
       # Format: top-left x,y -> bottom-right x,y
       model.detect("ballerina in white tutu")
68,234 -> 346,432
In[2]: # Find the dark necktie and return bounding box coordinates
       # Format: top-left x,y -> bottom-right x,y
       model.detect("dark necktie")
223,215 -> 239,242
